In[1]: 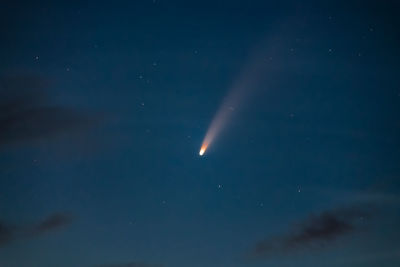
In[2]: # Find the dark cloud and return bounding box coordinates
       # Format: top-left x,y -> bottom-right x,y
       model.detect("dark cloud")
93,262 -> 162,267
248,206 -> 370,259
0,213 -> 74,247
29,213 -> 74,236
0,74 -> 96,148
0,222 -> 15,246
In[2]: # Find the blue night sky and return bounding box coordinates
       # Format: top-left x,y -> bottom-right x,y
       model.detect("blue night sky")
1,1 -> 399,267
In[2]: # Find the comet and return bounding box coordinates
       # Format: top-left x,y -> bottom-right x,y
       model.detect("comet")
199,36 -> 279,156
197,22 -> 307,156
199,57 -> 266,156
198,95 -> 235,156
198,73 -> 256,157
199,146 -> 206,156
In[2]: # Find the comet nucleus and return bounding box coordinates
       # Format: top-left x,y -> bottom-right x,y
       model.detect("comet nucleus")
199,147 -> 206,156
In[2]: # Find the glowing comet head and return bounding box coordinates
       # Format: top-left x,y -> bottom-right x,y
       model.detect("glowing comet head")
199,145 -> 207,156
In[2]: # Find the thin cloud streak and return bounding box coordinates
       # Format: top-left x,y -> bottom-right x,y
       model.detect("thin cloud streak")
247,205 -> 370,260
0,74 -> 97,148
0,213 -> 74,247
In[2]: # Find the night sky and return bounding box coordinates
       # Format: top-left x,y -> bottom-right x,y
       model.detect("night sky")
1,1 -> 400,267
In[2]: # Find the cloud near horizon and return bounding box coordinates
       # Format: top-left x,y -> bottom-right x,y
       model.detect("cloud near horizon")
0,213 -> 74,247
29,213 -> 74,236
247,205 -> 370,260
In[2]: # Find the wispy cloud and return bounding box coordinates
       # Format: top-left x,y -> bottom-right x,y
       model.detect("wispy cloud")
0,74 -> 96,148
247,206 -> 369,259
0,222 -> 15,246
29,213 -> 74,236
0,213 -> 74,247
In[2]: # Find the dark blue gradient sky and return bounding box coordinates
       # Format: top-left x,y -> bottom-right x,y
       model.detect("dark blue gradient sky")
1,1 -> 399,267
